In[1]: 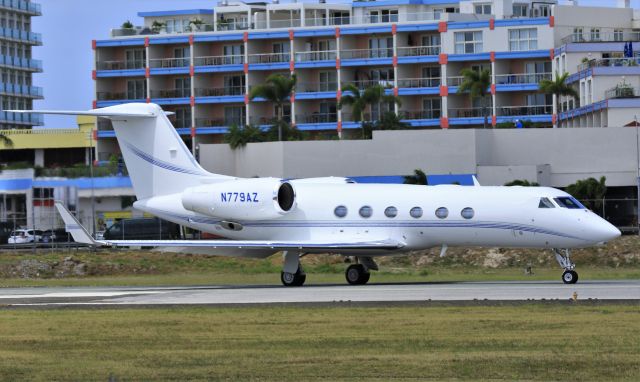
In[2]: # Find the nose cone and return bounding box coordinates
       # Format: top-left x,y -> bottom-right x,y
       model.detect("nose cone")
595,219 -> 621,244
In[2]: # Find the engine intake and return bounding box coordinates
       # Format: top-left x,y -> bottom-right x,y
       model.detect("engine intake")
181,178 -> 296,221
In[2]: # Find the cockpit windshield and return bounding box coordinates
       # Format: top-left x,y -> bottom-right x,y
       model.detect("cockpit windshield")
554,197 -> 586,209
538,197 -> 555,208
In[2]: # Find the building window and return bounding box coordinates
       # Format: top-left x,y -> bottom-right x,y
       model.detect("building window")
369,9 -> 398,23
384,206 -> 398,218
573,27 -> 584,42
474,4 -> 491,15
513,4 -> 528,17
590,28 -> 600,41
435,207 -> 449,219
359,206 -> 373,218
174,107 -> 191,129
369,37 -> 394,58
409,207 -> 423,218
125,49 -> 145,69
334,205 -> 348,218
461,207 -> 474,219
509,28 -> 538,51
422,98 -> 441,119
614,29 -> 624,42
174,77 -> 191,98
454,31 -> 483,54
223,45 -> 244,64
224,106 -> 245,126
126,79 -> 146,100
319,71 -> 338,91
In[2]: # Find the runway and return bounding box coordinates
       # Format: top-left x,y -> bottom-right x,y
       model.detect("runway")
1,280 -> 639,307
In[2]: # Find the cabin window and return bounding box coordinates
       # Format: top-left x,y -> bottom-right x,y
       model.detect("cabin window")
435,207 -> 449,219
539,197 -> 555,208
334,205 -> 348,218
359,206 -> 373,218
461,207 -> 474,219
410,207 -> 423,218
554,197 -> 585,209
384,206 -> 398,218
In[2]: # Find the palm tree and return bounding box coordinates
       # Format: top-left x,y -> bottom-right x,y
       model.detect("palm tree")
403,169 -> 428,185
249,73 -> 296,141
338,84 -> 402,138
0,131 -> 13,148
457,68 -> 492,128
504,179 -> 540,186
223,124 -> 264,149
539,72 -> 579,128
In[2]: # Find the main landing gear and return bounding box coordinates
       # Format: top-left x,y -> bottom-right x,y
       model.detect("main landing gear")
281,251 -> 306,287
553,248 -> 578,284
345,256 -> 378,285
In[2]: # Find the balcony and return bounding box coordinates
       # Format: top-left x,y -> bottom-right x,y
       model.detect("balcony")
0,111 -> 43,125
150,88 -> 190,98
397,77 -> 440,88
255,19 -> 302,30
196,117 -> 245,127
495,73 -> 551,85
0,55 -> 42,71
0,27 -> 41,44
249,116 -> 289,125
341,48 -> 393,60
248,52 -> 290,64
216,20 -> 250,31
578,58 -> 640,72
561,30 -> 640,45
495,105 -> 552,116
194,86 -> 244,97
0,83 -> 43,98
296,113 -> 337,124
605,86 -> 640,100
447,76 -> 465,87
149,57 -> 189,69
294,50 -> 337,62
0,0 -> 42,15
449,108 -> 490,118
401,110 -> 441,120
97,60 -> 145,71
397,45 -> 440,57
297,82 -> 338,92
97,91 -> 146,101
111,23 -> 214,37
193,55 -> 244,66
348,80 -> 394,90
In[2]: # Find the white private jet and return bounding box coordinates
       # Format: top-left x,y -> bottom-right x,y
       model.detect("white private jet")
15,103 -> 621,286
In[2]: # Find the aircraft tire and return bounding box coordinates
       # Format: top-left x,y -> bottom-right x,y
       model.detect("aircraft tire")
562,270 -> 578,284
346,264 -> 370,285
281,269 -> 306,287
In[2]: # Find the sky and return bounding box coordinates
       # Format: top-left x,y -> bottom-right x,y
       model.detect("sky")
32,0 -> 640,128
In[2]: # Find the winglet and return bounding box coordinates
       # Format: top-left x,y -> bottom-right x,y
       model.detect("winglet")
54,202 -> 98,245
472,175 -> 481,186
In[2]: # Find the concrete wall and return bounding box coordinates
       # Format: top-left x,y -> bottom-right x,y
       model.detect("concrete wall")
198,127 -> 640,187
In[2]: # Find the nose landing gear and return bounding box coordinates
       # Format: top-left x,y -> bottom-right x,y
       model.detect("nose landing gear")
553,248 -> 578,284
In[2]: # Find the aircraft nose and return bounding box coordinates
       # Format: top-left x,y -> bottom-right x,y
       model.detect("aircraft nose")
595,218 -> 621,243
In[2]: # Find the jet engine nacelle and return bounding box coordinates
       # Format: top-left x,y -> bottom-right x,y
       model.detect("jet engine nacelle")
181,178 -> 296,220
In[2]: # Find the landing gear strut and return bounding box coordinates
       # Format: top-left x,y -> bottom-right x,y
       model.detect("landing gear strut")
553,248 -> 578,284
345,257 -> 377,285
281,251 -> 306,287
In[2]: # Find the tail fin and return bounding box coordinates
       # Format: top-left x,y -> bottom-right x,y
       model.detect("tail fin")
12,103 -> 231,200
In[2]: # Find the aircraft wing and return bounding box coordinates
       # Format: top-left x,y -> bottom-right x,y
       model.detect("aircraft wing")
55,202 -> 404,258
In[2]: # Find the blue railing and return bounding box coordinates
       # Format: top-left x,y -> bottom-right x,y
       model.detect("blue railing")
0,111 -> 43,125
0,27 -> 42,44
0,55 -> 42,70
0,0 -> 41,14
0,82 -> 43,97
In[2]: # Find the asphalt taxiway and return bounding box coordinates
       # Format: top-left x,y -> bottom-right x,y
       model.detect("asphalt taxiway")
0,280 -> 638,307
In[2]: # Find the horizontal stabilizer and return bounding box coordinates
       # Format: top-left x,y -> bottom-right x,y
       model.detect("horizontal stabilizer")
54,202 -> 97,245
6,109 -> 174,118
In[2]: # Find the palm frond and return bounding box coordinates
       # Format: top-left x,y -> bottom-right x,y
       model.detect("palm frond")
0,132 -> 13,148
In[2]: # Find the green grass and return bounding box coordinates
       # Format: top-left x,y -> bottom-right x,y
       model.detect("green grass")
0,304 -> 639,381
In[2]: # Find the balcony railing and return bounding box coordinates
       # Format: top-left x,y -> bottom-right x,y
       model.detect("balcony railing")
297,82 -> 338,92
194,86 -> 244,97
193,55 -> 244,66
0,0 -> 42,15
349,80 -> 394,90
496,105 -> 552,116
294,50 -> 337,62
149,57 -> 190,68
0,83 -> 42,97
561,31 -> 640,45
0,55 -> 42,71
494,72 -> 551,84
249,116 -> 290,125
397,77 -> 440,88
97,60 -> 145,71
97,120 -> 113,131
96,91 -> 146,101
341,48 -> 393,60
111,23 -> 214,37
605,86 -> 640,100
401,110 -> 441,120
578,58 -> 640,72
396,45 -> 441,57
296,113 -> 337,124
216,20 -> 250,31
150,88 -> 191,98
248,52 -> 290,64
195,117 -> 246,127
447,76 -> 465,87
449,107 -> 491,118
254,19 -> 302,29
0,111 -> 43,125
0,27 -> 41,44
